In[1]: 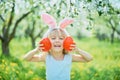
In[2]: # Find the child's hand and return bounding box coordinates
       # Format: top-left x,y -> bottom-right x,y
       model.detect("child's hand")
39,38 -> 52,52
35,43 -> 45,52
38,43 -> 45,52
69,43 -> 76,51
63,37 -> 75,51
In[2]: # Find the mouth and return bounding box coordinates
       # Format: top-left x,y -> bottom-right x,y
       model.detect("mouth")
53,44 -> 62,48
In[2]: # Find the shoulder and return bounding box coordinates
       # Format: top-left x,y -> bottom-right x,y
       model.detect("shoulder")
64,53 -> 72,61
65,53 -> 72,58
40,52 -> 48,62
33,52 -> 48,62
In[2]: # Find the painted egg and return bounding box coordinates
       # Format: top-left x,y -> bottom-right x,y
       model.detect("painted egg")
39,38 -> 51,52
63,37 -> 75,51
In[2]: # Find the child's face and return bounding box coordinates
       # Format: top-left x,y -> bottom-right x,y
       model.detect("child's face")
48,29 -> 66,52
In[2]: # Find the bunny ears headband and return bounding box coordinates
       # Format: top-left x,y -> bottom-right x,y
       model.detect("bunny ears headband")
41,13 -> 74,29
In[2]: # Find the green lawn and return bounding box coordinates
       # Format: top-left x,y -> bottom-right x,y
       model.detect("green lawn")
0,37 -> 120,80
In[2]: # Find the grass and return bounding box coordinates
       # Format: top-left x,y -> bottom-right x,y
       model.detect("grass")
0,37 -> 120,80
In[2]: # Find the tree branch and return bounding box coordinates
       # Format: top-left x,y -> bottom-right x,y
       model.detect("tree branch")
108,17 -> 120,35
35,27 -> 46,39
0,15 -> 5,22
116,30 -> 120,35
7,2 -> 15,28
28,21 -> 35,37
0,35 -> 3,41
9,11 -> 32,42
6,2 -> 15,38
31,20 -> 36,34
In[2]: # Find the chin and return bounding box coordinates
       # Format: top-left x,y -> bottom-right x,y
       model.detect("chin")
52,48 -> 63,52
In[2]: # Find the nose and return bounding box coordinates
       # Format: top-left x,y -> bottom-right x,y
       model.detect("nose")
55,37 -> 59,41
54,37 -> 61,43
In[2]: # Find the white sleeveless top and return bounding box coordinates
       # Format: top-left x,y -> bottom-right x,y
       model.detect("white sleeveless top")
46,54 -> 72,80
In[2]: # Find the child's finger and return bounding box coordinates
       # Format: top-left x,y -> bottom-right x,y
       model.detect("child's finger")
40,43 -> 44,46
70,43 -> 76,47
38,44 -> 44,47
38,47 -> 45,51
41,47 -> 45,50
72,42 -> 76,45
69,45 -> 76,51
70,47 -> 75,50
70,44 -> 76,47
69,47 -> 75,49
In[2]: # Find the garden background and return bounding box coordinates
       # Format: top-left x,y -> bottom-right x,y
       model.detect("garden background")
0,0 -> 120,80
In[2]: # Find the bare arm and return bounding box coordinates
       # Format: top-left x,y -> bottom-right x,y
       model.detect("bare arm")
23,47 -> 46,62
72,47 -> 93,62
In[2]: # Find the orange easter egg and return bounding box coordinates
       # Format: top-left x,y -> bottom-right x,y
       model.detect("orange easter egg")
39,38 -> 52,52
63,37 -> 75,51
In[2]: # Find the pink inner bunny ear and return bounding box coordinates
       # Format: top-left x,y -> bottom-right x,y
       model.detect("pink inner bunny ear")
41,13 -> 56,28
59,18 -> 74,29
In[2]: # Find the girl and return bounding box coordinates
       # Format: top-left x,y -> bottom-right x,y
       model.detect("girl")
24,13 -> 93,80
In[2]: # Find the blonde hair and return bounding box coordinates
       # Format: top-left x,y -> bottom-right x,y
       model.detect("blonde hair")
43,28 -> 69,38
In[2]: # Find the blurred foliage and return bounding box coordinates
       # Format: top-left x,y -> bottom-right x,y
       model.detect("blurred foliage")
0,0 -> 120,79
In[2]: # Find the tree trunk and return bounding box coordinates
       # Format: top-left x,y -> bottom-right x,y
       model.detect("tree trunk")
31,37 -> 36,49
111,29 -> 115,44
2,40 -> 10,56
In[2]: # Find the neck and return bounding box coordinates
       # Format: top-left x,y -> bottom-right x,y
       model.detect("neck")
50,50 -> 64,60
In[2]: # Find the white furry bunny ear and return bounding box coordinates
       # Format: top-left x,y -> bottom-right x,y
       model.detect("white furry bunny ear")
41,13 -> 57,28
59,18 -> 74,29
